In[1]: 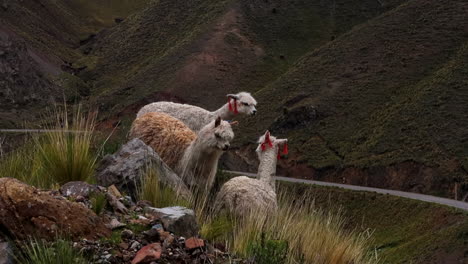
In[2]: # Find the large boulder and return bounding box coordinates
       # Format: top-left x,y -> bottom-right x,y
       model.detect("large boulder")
96,139 -> 192,200
146,206 -> 198,237
0,178 -> 111,240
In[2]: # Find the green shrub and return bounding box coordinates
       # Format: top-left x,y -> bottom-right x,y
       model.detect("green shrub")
90,191 -> 107,215
247,236 -> 288,264
138,166 -> 189,208
15,237 -> 88,264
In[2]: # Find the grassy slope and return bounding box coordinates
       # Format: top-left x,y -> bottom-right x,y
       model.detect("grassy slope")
279,182 -> 468,263
0,0 -> 150,62
80,0 -> 405,116
237,0 -> 468,194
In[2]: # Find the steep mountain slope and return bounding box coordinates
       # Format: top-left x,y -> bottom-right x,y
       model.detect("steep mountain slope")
1,0 -> 467,199
0,0 -> 149,127
80,0 -> 405,116
236,0 -> 468,197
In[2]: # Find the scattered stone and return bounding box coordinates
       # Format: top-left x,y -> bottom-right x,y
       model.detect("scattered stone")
130,241 -> 141,250
131,243 -> 162,264
95,139 -> 192,200
119,242 -> 129,250
142,228 -> 160,242
185,237 -> 205,250
106,192 -> 128,214
137,200 -> 152,208
146,206 -> 198,237
121,229 -> 134,240
107,185 -> 123,198
60,181 -> 99,198
0,178 -> 110,240
107,218 -> 126,230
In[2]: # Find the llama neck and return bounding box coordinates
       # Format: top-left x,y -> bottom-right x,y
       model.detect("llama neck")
257,150 -> 277,187
180,139 -> 222,189
212,103 -> 235,120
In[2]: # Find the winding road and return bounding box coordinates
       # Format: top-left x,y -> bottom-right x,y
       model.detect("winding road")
2,128 -> 467,211
224,170 -> 468,211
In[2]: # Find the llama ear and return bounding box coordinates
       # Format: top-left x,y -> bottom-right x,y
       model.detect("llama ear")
227,94 -> 240,100
264,130 -> 271,142
214,117 -> 222,127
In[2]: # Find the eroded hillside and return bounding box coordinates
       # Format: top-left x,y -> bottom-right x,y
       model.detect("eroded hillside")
1,0 -> 467,198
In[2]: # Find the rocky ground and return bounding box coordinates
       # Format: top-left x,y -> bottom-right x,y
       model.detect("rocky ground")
0,177 -> 244,264
0,139 -> 247,264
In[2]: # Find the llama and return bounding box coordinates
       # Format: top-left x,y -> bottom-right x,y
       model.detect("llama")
214,131 -> 288,217
129,112 -> 235,192
136,92 -> 257,132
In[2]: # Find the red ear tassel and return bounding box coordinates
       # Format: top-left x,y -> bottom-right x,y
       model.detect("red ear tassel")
261,133 -> 273,151
228,98 -> 233,112
277,143 -> 288,160
228,98 -> 239,114
233,99 -> 238,114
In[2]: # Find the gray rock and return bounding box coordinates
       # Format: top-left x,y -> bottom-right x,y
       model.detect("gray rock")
60,181 -> 99,198
0,241 -> 13,264
147,206 -> 198,237
95,139 -> 192,200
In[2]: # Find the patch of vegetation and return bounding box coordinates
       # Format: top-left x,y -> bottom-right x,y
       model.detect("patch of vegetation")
90,191 -> 107,215
138,166 -> 190,208
278,181 -> 468,263
201,190 -> 375,264
0,106 -> 98,188
100,229 -> 123,246
15,237 -> 88,264
247,237 -> 288,264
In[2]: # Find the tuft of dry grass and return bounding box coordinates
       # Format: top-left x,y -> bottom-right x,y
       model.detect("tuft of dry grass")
201,190 -> 377,264
138,166 -> 190,208
0,105 -> 98,188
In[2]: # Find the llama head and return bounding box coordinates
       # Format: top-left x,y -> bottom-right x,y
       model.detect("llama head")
255,130 -> 288,159
227,92 -> 257,116
198,117 -> 235,151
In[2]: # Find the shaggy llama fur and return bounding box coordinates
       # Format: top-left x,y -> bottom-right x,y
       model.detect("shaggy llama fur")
136,92 -> 257,131
214,131 -> 288,217
129,112 -> 234,192
129,112 -> 196,169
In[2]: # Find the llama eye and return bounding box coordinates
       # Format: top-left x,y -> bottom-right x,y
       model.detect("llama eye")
242,102 -> 249,106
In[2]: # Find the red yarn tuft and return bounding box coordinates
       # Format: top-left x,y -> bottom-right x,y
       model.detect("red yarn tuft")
282,143 -> 288,155
228,98 -> 239,114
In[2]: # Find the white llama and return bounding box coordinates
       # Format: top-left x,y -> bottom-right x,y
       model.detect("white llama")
214,131 -> 288,216
129,112 -> 235,192
136,92 -> 257,132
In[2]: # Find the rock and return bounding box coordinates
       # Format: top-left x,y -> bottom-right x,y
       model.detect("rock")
119,242 -> 129,250
95,139 -> 193,200
0,241 -> 13,264
106,192 -> 128,214
146,206 -> 198,237
60,181 -> 99,198
185,237 -> 204,250
107,218 -> 126,230
130,241 -> 141,250
107,185 -> 122,198
131,243 -> 162,264
0,178 -> 111,240
121,229 -> 134,240
142,228 -> 160,242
